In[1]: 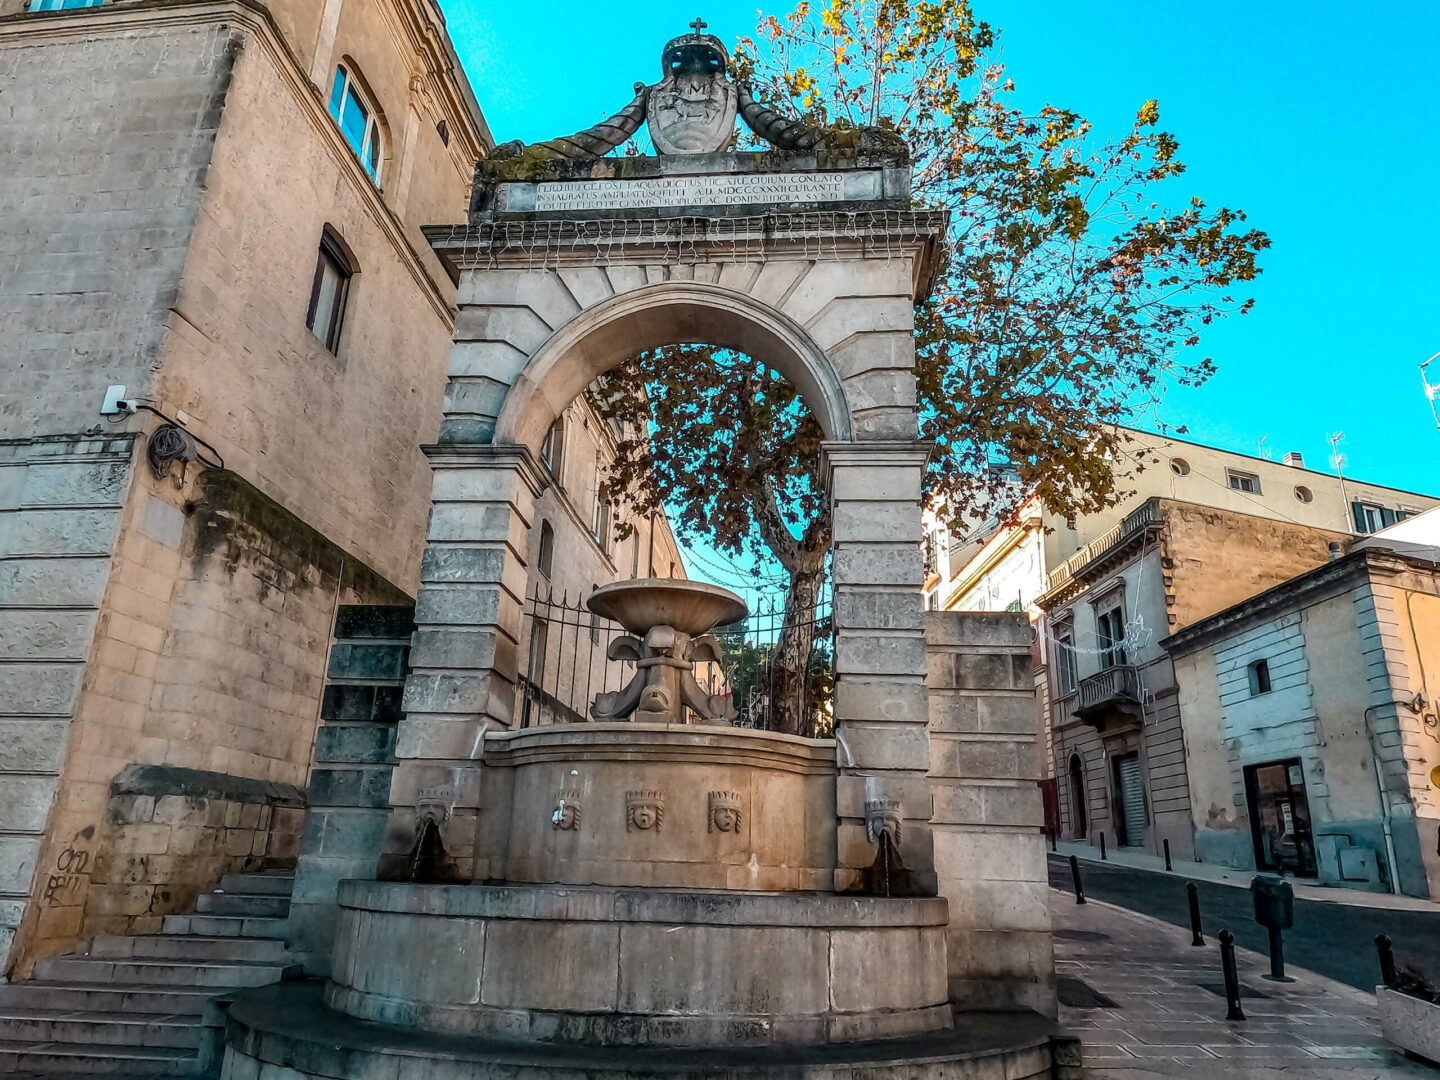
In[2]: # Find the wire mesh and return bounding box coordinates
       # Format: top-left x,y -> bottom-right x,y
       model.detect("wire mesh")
517,583 -> 834,737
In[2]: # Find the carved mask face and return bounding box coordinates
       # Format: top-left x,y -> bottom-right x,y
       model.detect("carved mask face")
712,807 -> 739,833
631,804 -> 657,830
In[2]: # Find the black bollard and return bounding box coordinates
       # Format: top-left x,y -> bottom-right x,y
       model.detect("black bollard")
1263,924 -> 1294,982
1164,838 -> 1173,872
1187,881 -> 1204,946
1376,934 -> 1397,988
1219,930 -> 1245,1021
1069,854 -> 1086,905
1099,832 -> 1107,860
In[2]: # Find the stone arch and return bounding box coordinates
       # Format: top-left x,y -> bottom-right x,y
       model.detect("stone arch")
491,281 -> 855,451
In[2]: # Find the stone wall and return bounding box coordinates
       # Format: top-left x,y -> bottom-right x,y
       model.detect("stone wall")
0,19 -> 238,437
286,604 -> 411,975
76,764 -> 305,940
9,468 -> 407,975
925,611 -> 1054,1016
0,435 -> 137,971
157,26 -> 463,592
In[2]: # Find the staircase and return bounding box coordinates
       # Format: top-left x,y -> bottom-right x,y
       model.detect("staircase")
0,869 -> 300,1078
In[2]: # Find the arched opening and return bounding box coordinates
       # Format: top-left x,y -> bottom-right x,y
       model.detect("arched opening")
1068,753 -> 1088,840
492,282 -> 854,453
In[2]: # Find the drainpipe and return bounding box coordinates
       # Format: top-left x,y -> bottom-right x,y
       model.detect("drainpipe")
1363,704 -> 1402,896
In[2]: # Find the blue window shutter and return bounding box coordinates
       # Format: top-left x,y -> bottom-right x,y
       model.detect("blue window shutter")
1352,501 -> 1367,532
1380,507 -> 1397,528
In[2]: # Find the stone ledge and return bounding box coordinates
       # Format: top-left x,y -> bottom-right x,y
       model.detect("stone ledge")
483,722 -> 836,774
224,980 -> 1064,1078
110,763 -> 306,808
337,881 -> 948,928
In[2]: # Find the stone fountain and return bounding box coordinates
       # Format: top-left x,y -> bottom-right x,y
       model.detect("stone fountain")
218,22 -> 1066,1079
586,578 -> 745,725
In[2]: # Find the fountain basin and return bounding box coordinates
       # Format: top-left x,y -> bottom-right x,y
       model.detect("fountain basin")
325,880 -> 952,1047
474,723 -> 837,891
587,577 -> 747,636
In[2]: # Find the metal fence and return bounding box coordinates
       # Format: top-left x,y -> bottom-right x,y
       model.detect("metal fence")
517,584 -> 834,737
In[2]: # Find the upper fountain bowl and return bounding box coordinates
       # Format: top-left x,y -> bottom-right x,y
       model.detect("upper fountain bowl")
587,578 -> 748,636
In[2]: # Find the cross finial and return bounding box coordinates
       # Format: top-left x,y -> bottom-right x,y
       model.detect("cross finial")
689,16 -> 707,35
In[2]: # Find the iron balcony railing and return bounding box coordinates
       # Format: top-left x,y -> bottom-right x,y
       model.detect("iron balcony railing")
1074,664 -> 1143,714
1044,498 -> 1163,596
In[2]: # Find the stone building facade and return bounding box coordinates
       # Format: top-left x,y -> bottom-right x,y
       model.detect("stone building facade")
0,0 -> 491,975
935,430 -> 1438,864
1164,525 -> 1440,898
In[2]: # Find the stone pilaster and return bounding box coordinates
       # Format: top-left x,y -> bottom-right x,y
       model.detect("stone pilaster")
287,605 -> 410,974
823,442 -> 936,895
379,445 -> 546,879
925,611 -> 1055,1016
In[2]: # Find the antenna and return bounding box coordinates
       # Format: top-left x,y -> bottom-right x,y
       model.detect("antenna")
1257,435 -> 1270,460
1328,431 -> 1351,526
1422,352 -> 1440,431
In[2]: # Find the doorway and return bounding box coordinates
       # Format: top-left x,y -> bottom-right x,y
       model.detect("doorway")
1112,752 -> 1148,847
1244,759 -> 1317,876
1068,754 -> 1088,839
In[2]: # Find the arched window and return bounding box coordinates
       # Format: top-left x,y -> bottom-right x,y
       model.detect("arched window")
1068,754 -> 1088,840
305,225 -> 356,353
540,416 -> 564,480
537,521 -> 554,579
328,63 -> 383,183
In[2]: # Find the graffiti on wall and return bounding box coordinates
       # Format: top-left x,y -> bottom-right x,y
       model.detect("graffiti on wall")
42,826 -> 95,907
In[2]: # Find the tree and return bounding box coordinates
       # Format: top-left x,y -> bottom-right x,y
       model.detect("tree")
591,0 -> 1269,733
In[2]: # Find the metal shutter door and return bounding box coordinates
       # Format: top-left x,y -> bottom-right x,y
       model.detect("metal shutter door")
1118,755 -> 1148,847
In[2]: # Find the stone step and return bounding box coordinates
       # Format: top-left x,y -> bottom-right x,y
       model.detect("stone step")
88,934 -> 287,963
0,1008 -> 202,1049
216,872 -> 294,896
0,1039 -> 197,1075
0,981 -> 220,1016
192,891 -> 289,918
161,913 -> 288,939
33,956 -> 300,989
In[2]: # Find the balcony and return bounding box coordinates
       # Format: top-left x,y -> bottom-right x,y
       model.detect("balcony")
1072,664 -> 1143,729
1039,498 -> 1163,607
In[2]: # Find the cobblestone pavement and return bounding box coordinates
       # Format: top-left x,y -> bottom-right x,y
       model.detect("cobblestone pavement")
1051,889 -> 1437,1078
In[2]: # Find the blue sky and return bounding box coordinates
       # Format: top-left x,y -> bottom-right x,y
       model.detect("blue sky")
440,0 -> 1440,499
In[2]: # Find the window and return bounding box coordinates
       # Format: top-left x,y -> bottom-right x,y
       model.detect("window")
436,119 -> 450,147
1294,485 -> 1314,504
29,0 -> 102,10
1056,630 -> 1078,694
1352,502 -> 1395,534
1169,457 -> 1190,477
923,530 -> 939,576
540,417 -> 564,479
1227,469 -> 1261,494
1248,658 -> 1272,696
329,64 -> 383,183
1096,607 -> 1127,668
592,485 -> 611,554
305,227 -> 354,352
537,521 -> 554,579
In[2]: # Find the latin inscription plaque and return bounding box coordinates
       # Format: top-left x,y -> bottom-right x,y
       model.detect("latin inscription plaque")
527,172 -> 863,213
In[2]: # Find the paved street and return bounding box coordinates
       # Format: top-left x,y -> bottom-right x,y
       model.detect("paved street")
1052,888 -> 1435,1078
1048,853 -> 1440,992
